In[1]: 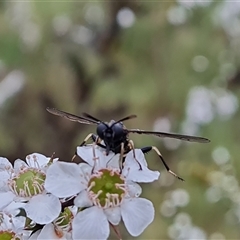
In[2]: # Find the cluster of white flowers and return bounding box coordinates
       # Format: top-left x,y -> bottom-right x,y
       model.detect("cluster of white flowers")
0,145 -> 160,239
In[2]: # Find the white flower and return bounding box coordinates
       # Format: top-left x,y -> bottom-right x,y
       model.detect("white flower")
0,211 -> 30,240
28,207 -> 75,240
28,224 -> 72,240
77,145 -> 160,183
45,146 -> 159,239
0,154 -> 61,224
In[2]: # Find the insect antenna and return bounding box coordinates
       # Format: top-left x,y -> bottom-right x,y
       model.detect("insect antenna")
82,112 -> 109,127
112,114 -> 137,127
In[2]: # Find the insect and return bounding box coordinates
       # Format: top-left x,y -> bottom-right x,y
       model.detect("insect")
46,107 -> 210,181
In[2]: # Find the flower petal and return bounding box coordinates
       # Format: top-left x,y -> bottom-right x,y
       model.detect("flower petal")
37,223 -> 68,239
26,153 -> 51,168
72,206 -> 109,240
77,145 -> 115,169
3,201 -> 26,216
122,149 -> 160,183
76,145 -> 97,166
13,159 -> 28,172
106,154 -> 121,171
104,207 -> 121,225
94,147 -> 116,170
0,157 -> 12,170
125,149 -> 148,167
78,163 -> 92,179
0,158 -> 12,190
45,161 -> 86,198
74,190 -> 93,208
24,193 -> 61,224
125,167 -> 160,183
0,170 -> 11,192
126,181 -> 142,198
11,215 -> 26,230
28,230 -> 40,240
0,191 -> 15,210
121,198 -> 154,237
0,213 -> 26,234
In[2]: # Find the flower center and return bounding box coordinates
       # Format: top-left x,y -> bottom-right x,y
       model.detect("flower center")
55,207 -> 73,232
8,169 -> 46,197
88,169 -> 126,208
0,231 -> 19,240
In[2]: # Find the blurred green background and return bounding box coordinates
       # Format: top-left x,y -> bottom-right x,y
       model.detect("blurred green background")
1,1 -> 240,239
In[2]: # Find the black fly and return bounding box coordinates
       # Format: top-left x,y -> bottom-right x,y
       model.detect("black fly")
46,108 -> 210,181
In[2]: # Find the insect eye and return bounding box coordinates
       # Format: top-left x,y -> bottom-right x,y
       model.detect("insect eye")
96,123 -> 108,139
112,123 -> 123,139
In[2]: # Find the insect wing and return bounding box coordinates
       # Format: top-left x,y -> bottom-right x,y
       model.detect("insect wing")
127,129 -> 210,143
46,108 -> 98,125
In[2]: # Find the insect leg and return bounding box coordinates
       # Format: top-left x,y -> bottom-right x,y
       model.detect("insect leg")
128,140 -> 142,170
91,144 -> 99,173
72,133 -> 100,161
141,146 -> 184,181
116,142 -> 124,172
79,133 -> 95,146
92,134 -> 107,149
